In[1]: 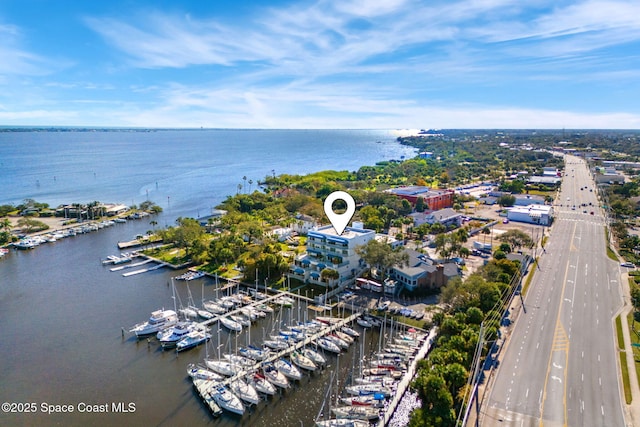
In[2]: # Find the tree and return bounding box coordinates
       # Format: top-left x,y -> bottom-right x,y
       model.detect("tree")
497,194 -> 516,207
321,268 -> 340,286
356,239 -> 408,282
498,229 -> 534,251
416,197 -> 425,212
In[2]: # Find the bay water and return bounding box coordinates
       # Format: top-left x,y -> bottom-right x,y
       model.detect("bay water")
0,130 -> 413,426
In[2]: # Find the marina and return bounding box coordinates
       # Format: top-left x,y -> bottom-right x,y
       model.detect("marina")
122,271 -> 432,425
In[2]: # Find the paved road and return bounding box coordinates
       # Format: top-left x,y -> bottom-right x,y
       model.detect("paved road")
483,155 -> 625,427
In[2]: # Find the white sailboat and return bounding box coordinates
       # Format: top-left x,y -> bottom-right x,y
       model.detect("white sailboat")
192,378 -> 223,417
248,372 -> 276,396
187,363 -> 223,382
290,350 -> 317,371
229,377 -> 260,405
274,358 -> 302,380
262,363 -> 290,389
220,316 -> 242,332
211,385 -> 244,415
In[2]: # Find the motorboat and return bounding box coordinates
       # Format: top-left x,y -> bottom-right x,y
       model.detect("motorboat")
192,378 -> 223,417
176,328 -> 211,352
211,385 -> 244,415
274,358 -> 302,380
229,378 -> 260,405
302,348 -> 326,366
290,351 -> 317,371
262,363 -> 290,389
157,321 -> 197,348
205,359 -> 242,377
187,363 -> 223,382
248,372 -> 276,395
331,405 -> 379,421
130,309 -> 178,337
219,316 -> 242,332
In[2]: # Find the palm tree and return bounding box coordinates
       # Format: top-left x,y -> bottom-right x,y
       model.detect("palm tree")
243,176 -> 247,193
237,183 -> 242,195
1,218 -> 12,233
150,220 -> 158,230
248,179 -> 253,193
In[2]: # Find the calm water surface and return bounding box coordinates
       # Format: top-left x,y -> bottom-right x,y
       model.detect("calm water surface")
0,130 -> 412,426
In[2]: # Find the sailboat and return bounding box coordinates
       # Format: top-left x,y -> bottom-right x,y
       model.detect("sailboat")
192,378 -> 223,417
210,385 -> 245,415
262,362 -> 290,389
229,377 -> 260,405
248,372 -> 276,396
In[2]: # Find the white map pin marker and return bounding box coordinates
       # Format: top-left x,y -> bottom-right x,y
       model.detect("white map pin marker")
324,191 -> 356,236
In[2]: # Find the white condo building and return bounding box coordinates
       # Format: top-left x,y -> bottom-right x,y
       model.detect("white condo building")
289,225 -> 375,288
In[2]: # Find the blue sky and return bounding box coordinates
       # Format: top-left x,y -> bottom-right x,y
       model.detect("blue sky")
1,0 -> 640,129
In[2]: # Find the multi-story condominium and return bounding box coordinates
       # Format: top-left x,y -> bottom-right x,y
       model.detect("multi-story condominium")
289,224 -> 375,288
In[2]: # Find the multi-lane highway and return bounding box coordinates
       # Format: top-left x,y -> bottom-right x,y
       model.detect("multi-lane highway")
483,155 -> 625,426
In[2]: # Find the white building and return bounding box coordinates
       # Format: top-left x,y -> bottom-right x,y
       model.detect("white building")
507,205 -> 554,226
289,225 -> 375,288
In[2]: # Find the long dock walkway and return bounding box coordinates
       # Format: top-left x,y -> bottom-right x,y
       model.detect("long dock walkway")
210,312 -> 362,389
377,327 -> 437,427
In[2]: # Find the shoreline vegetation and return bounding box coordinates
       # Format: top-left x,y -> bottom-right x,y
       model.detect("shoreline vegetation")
4,129 -> 640,426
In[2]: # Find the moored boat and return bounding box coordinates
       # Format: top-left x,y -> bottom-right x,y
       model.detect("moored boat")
129,309 -> 178,337
211,385 -> 244,415
290,350 -> 317,371
302,347 -> 326,366
192,378 -> 223,417
187,363 -> 223,382
331,405 -> 380,421
274,358 -> 302,380
262,363 -> 290,389
229,377 -> 260,405
248,372 -> 276,396
315,419 -> 369,427
220,316 -> 243,332
176,328 -> 211,352
157,321 -> 197,348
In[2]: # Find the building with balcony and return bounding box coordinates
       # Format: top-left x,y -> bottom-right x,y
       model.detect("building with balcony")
289,224 -> 375,288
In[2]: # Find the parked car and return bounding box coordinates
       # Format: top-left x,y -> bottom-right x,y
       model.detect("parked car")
621,262 -> 635,268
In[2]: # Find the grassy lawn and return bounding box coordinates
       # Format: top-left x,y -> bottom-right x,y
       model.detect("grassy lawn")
605,228 -> 619,261
143,246 -> 190,266
627,311 -> 640,391
521,258 -> 538,296
616,314 -> 633,404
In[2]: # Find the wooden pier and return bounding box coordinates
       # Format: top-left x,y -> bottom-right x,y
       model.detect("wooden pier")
204,312 -> 362,390
377,327 -> 437,427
